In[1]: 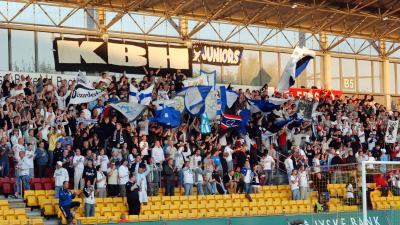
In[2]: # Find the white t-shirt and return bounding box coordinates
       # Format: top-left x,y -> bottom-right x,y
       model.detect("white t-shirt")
366,156 -> 376,169
298,171 -> 308,187
73,155 -> 85,170
96,171 -> 107,188
290,175 -> 299,190
139,141 -> 149,156
261,156 -> 275,170
25,149 -> 35,169
152,146 -> 165,164
224,146 -> 234,162
183,168 -> 194,184
244,169 -> 252,184
138,120 -> 149,136
54,168 -> 69,187
97,155 -> 109,172
118,165 -> 129,185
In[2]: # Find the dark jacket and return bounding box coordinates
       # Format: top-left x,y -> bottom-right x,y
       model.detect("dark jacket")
163,164 -> 175,183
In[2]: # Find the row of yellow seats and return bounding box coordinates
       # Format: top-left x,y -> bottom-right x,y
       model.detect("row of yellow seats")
329,205 -> 359,212
0,218 -> 43,225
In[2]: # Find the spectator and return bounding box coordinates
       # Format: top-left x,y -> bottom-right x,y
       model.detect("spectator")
14,151 -> 30,198
59,181 -> 80,224
54,161 -> 69,198
126,174 -> 140,215
284,153 -> 294,181
73,149 -> 85,190
194,161 -> 205,195
147,157 -> 161,196
241,160 -> 253,198
107,162 -> 119,197
0,137 -> 11,177
298,165 -> 309,200
136,163 -> 150,204
96,165 -> 107,198
163,158 -> 176,196
34,142 -> 48,178
82,160 -> 97,186
290,169 -> 300,200
118,160 -> 129,197
182,161 -> 194,195
260,153 -> 275,186
83,180 -> 95,217
224,170 -> 237,194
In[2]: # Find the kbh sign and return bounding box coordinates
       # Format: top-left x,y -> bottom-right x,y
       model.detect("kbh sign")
53,38 -> 192,75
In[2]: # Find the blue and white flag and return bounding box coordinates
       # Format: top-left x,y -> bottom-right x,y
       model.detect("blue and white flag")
276,46 -> 315,93
138,84 -> 154,105
200,70 -> 216,89
268,113 -> 299,133
110,102 -> 146,122
178,86 -> 212,116
200,112 -> 211,134
219,86 -> 239,112
129,84 -> 139,104
149,106 -> 181,128
247,99 -> 281,113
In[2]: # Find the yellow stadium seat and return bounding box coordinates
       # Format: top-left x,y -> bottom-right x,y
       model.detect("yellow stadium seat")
24,190 -> 35,200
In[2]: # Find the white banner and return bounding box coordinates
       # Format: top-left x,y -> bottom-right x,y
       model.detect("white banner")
0,71 -> 143,88
69,73 -> 104,105
69,85 -> 104,105
110,102 -> 146,121
385,120 -> 399,144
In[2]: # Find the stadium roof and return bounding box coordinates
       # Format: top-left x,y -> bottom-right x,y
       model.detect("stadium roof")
32,0 -> 400,42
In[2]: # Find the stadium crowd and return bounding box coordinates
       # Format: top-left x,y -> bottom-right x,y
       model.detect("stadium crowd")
0,69 -> 398,220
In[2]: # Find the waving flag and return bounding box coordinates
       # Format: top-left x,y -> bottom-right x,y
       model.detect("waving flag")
129,84 -> 139,103
276,46 -> 316,93
70,72 -> 104,105
109,102 -> 146,122
138,84 -> 154,105
149,106 -> 180,128
247,99 -> 281,113
267,113 -> 300,133
221,113 -> 242,129
220,86 -> 239,113
200,112 -> 211,134
178,86 -> 212,116
239,109 -> 251,134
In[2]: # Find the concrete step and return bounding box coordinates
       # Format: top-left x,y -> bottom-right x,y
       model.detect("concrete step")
9,202 -> 26,208
27,209 -> 41,217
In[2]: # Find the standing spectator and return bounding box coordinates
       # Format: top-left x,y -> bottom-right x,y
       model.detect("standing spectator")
241,160 -> 253,198
151,140 -> 164,165
284,153 -> 294,181
126,174 -> 140,215
54,161 -> 69,198
59,181 -> 80,224
25,143 -> 35,178
136,163 -> 150,205
261,153 -> 275,186
251,165 -> 261,194
290,169 -> 300,200
82,160 -> 97,185
224,143 -> 234,171
14,151 -> 30,198
147,158 -> 160,197
118,159 -> 129,197
96,166 -> 107,198
182,161 -> 194,195
194,161 -> 205,195
35,142 -> 49,178
163,158 -> 176,196
298,165 -> 309,200
72,149 -> 85,190
83,180 -> 95,217
0,137 -> 11,177
107,162 -> 119,197
96,148 -> 109,175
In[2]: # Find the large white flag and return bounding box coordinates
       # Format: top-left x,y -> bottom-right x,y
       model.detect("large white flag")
385,120 -> 399,143
276,46 -> 315,93
110,102 -> 146,122
69,72 -> 104,105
